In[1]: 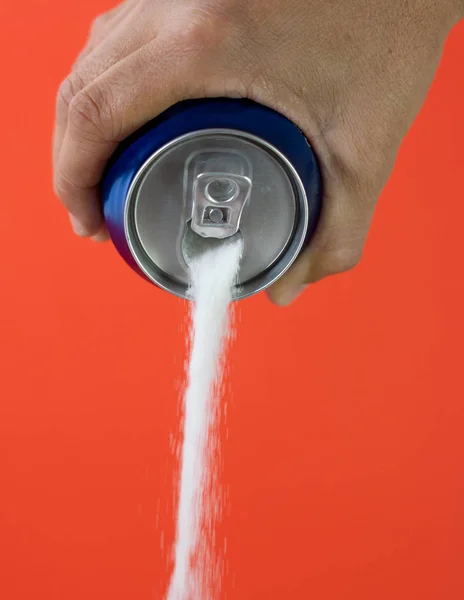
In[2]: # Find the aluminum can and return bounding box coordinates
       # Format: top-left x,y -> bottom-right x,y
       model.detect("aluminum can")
102,98 -> 322,300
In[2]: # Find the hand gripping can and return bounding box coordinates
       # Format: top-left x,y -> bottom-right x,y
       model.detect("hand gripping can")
102,99 -> 322,300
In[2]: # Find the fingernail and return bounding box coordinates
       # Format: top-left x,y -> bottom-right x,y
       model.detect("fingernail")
69,214 -> 89,237
281,284 -> 307,306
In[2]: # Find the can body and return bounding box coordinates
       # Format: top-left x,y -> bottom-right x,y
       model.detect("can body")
102,98 -> 322,300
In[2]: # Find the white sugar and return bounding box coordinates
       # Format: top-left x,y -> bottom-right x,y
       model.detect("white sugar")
167,238 -> 242,600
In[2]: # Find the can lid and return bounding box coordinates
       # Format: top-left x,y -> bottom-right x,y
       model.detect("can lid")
125,130 -> 308,299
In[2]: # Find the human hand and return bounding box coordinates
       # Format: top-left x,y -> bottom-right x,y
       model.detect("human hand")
53,0 -> 463,304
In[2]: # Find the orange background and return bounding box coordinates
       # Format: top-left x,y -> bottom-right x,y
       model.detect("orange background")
1,2 -> 464,599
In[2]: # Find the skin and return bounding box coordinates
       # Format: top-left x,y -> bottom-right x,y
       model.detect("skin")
53,0 -> 464,305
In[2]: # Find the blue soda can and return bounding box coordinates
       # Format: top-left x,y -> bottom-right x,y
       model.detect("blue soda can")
102,98 -> 321,300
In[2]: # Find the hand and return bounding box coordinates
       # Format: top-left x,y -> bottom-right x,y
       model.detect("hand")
53,0 -> 463,304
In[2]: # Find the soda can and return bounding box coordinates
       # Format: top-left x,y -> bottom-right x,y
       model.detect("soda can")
102,98 -> 322,300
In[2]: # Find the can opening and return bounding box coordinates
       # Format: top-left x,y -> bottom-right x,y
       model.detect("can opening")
182,220 -> 244,269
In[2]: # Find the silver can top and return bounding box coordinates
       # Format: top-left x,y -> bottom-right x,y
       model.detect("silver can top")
124,130 -> 308,299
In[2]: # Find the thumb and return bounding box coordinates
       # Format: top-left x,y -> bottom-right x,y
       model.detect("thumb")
267,190 -> 375,305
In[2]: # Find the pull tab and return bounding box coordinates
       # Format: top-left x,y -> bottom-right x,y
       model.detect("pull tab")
186,150 -> 253,239
191,173 -> 251,239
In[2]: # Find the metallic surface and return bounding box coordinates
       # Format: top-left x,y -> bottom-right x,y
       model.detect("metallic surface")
188,149 -> 252,239
102,98 -> 322,300
124,130 -> 307,300
190,172 -> 252,239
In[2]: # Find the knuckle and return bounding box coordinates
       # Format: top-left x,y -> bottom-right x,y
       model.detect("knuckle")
173,6 -> 233,54
53,170 -> 74,204
57,72 -> 85,110
54,167 -> 87,207
67,86 -> 108,140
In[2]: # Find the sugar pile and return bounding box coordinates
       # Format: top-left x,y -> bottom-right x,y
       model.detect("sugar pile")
167,238 -> 243,600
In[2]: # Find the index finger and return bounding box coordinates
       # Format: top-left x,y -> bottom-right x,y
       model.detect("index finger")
54,43 -> 184,236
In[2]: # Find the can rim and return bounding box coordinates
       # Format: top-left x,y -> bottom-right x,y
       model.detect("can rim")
123,129 -> 309,301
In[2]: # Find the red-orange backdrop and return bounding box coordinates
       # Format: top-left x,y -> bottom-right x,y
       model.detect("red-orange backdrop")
1,2 -> 463,599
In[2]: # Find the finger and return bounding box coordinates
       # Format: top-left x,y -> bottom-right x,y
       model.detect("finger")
74,0 -> 140,69
53,74 -> 84,169
53,1 -> 145,171
54,41 -> 186,236
267,189 -> 375,306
